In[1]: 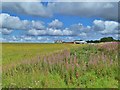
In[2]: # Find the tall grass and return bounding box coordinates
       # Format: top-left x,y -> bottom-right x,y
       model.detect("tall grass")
2,42 -> 119,88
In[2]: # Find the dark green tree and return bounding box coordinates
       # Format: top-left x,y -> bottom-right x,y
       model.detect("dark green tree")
100,37 -> 114,42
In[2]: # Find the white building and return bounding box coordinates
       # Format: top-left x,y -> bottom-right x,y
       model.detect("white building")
74,40 -> 87,44
54,40 -> 63,43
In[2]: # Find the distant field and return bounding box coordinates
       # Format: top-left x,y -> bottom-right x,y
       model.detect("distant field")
2,42 -> 119,88
2,43 -> 81,65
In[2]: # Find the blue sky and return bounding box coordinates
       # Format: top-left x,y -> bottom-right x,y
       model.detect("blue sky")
0,2 -> 119,42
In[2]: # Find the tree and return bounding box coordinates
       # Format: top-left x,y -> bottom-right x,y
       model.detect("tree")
100,37 -> 114,42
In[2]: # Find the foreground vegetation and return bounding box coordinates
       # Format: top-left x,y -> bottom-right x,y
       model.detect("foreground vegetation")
2,42 -> 119,88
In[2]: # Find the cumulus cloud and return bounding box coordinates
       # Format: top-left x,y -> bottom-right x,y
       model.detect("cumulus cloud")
49,2 -> 118,21
28,29 -> 47,36
27,28 -> 63,36
0,13 -> 30,30
27,27 -> 72,36
27,20 -> 118,37
1,35 -> 51,43
48,19 -> 63,29
2,2 -> 52,17
70,23 -> 91,33
0,28 -> 13,35
2,2 -> 118,21
0,13 -> 45,31
1,13 -> 119,38
32,21 -> 45,30
27,24 -> 89,36
62,28 -> 72,35
24,36 -> 35,41
47,28 -> 63,35
93,20 -> 119,35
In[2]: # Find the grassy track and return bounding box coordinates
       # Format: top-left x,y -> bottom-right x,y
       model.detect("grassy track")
2,42 -> 119,88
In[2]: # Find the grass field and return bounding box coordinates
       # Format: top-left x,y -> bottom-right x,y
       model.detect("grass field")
2,42 -> 119,88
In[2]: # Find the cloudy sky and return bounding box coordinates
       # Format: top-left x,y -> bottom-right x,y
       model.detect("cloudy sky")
0,1 -> 119,43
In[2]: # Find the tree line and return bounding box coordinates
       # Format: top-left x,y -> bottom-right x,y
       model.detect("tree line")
86,37 -> 120,43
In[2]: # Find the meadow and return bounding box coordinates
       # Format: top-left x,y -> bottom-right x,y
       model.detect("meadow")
2,42 -> 119,88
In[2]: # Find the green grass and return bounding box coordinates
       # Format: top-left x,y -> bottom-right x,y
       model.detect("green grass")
2,43 -> 81,65
2,43 -> 119,88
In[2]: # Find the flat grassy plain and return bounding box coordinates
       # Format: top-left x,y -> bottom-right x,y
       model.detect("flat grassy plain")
3,43 -> 80,65
2,42 -> 119,88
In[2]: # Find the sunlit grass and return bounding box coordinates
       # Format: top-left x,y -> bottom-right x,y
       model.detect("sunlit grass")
2,42 -> 119,88
2,43 -> 81,65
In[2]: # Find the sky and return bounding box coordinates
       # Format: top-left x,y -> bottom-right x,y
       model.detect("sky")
0,1 -> 119,43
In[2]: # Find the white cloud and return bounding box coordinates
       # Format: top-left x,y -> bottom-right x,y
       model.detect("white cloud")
27,28 -> 63,36
27,26 -> 89,36
2,2 -> 118,20
37,36 -> 50,41
0,13 -> 33,30
63,28 -> 72,35
37,37 -> 42,40
0,13 -> 29,30
78,32 -> 87,37
0,28 -> 13,35
2,2 -> 52,17
24,37 -> 33,41
27,22 -> 91,36
47,28 -> 63,35
27,29 -> 38,36
32,21 -> 45,30
49,2 -> 118,21
12,36 -> 17,41
69,23 -> 91,35
1,13 -> 119,38
48,19 -> 63,28
93,20 -> 105,31
1,35 -> 52,43
0,37 -> 6,42
93,20 -> 119,35
28,29 -> 47,36
0,13 -> 45,31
